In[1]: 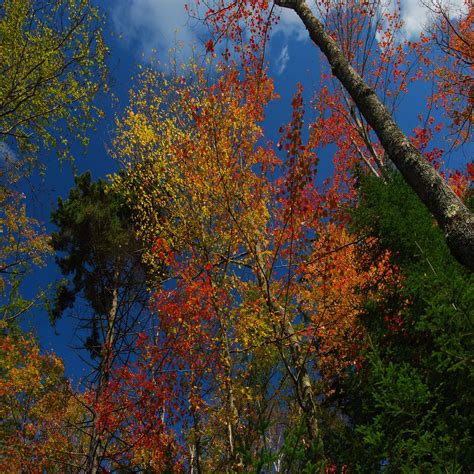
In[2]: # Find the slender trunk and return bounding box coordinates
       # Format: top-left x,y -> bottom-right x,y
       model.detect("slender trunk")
87,280 -> 119,473
281,317 -> 321,444
275,0 -> 474,271
189,444 -> 196,474
190,410 -> 202,474
254,243 -> 323,457
223,332 -> 238,464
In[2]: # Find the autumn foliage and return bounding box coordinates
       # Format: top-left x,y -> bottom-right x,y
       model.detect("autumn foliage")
1,0 -> 472,472
0,331 -> 86,471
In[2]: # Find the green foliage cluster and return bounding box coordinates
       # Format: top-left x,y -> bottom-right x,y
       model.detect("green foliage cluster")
323,173 -> 474,472
0,0 -> 108,330
50,172 -> 150,356
0,0 -> 108,160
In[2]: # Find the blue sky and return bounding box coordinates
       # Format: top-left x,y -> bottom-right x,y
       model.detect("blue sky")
19,0 -> 471,382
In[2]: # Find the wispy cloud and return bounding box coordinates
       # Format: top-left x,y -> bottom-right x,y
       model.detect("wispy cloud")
0,142 -> 16,162
110,0 -> 468,66
401,0 -> 467,37
111,0 -> 198,61
276,45 -> 290,74
111,0 -> 311,62
400,0 -> 431,37
274,0 -> 468,40
274,6 -> 313,41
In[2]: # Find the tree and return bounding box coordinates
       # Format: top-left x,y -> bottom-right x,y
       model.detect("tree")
108,0 -> 474,462
0,0 -> 108,161
193,0 -> 474,271
112,62 -> 308,468
50,172 -> 157,472
0,328 -> 87,471
426,0 -> 473,144
0,155 -> 50,325
322,173 -> 473,471
111,56 -> 405,470
0,189 -> 50,323
0,0 -> 107,340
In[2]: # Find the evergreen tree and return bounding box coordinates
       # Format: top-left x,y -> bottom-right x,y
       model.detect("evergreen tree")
324,173 -> 473,472
50,172 -> 161,472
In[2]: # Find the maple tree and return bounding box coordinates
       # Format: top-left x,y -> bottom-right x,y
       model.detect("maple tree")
110,50 -> 404,468
0,328 -> 87,471
426,0 -> 473,144
192,0 -> 473,271
113,62 -> 282,469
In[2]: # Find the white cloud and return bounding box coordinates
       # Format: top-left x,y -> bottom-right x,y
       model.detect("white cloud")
111,0 -> 468,65
400,0 -> 431,37
112,0 -> 198,61
111,0 -> 311,62
273,0 -> 468,41
401,0 -> 467,38
276,45 -> 290,74
275,7 -> 312,41
0,142 -> 16,163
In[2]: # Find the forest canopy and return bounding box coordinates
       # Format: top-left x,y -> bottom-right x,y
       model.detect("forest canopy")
0,0 -> 472,472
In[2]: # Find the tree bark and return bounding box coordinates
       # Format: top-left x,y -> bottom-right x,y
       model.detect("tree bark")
275,0 -> 474,271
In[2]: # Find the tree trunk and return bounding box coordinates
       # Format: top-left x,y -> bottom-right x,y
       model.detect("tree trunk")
254,243 -> 323,458
87,280 -> 119,473
224,333 -> 238,463
190,410 -> 202,474
275,0 -> 474,272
